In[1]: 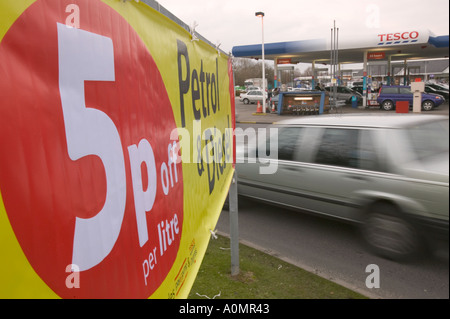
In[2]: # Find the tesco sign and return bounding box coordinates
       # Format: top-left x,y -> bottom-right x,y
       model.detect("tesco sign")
377,31 -> 419,42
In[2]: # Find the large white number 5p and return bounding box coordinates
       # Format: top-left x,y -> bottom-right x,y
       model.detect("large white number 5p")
57,23 -> 126,271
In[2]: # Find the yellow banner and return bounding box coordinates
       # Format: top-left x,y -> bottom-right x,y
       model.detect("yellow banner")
0,0 -> 235,298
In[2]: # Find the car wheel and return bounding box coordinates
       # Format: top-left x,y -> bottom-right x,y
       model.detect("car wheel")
361,202 -> 422,261
243,98 -> 249,105
422,100 -> 434,111
381,100 -> 394,111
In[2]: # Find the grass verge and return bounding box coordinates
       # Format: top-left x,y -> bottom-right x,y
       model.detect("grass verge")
188,235 -> 367,299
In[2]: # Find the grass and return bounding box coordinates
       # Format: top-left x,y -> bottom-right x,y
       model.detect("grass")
188,235 -> 367,299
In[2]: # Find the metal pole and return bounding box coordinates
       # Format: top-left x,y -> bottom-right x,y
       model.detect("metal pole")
334,22 -> 337,104
333,22 -> 336,104
274,58 -> 278,89
387,55 -> 391,85
229,171 -> 239,276
336,27 -> 339,85
330,27 -> 334,108
363,50 -> 368,108
255,12 -> 266,112
311,60 -> 315,88
261,16 -> 266,113
404,59 -> 407,85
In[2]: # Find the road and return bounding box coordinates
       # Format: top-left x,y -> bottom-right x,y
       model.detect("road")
217,199 -> 448,299
216,110 -> 449,299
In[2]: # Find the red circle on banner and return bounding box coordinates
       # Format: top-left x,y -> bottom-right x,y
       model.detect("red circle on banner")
0,0 -> 183,298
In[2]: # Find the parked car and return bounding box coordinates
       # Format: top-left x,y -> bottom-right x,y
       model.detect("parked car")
246,86 -> 261,92
239,90 -> 268,105
351,86 -> 364,95
377,85 -> 445,111
351,86 -> 380,95
426,82 -> 449,91
289,87 -> 309,92
324,86 -> 363,104
425,84 -> 449,101
236,114 -> 449,261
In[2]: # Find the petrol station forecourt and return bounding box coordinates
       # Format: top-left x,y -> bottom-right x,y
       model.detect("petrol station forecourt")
232,28 -> 449,107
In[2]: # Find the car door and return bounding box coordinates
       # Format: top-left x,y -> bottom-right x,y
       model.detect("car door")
236,126 -> 306,207
398,86 -> 414,106
250,90 -> 263,103
246,91 -> 256,102
337,86 -> 351,102
292,127 -> 385,221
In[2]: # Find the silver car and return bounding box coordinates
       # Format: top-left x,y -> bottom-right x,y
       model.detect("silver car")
236,114 -> 449,261
324,86 -> 363,104
239,90 -> 268,105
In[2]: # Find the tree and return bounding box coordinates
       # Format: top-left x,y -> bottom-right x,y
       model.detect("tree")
300,66 -> 313,76
232,58 -> 274,88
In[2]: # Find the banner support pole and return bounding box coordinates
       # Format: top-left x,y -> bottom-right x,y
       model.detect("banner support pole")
229,171 -> 239,276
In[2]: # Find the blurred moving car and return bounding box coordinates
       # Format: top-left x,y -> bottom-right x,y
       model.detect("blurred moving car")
239,90 -> 268,105
377,85 -> 445,111
324,86 -> 363,104
236,114 -> 449,261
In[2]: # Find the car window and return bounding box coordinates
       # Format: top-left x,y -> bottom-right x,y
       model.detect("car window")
314,128 -> 359,168
313,128 -> 386,171
399,87 -> 412,94
265,127 -> 302,161
381,87 -> 398,94
342,87 -> 352,93
405,119 -> 449,161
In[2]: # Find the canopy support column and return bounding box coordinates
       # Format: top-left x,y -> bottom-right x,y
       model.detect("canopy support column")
361,50 -> 368,108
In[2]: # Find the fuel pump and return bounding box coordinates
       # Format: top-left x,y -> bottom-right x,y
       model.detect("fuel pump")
411,81 -> 425,113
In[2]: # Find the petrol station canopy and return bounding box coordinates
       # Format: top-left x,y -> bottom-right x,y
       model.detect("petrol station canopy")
232,29 -> 449,65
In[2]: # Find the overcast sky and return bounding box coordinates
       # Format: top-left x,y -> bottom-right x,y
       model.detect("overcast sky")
156,0 -> 449,54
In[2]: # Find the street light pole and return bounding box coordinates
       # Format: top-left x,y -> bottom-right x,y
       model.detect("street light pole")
255,11 -> 266,113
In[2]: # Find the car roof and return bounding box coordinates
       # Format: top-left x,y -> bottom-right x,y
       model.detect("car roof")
325,86 -> 348,88
274,113 -> 448,129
